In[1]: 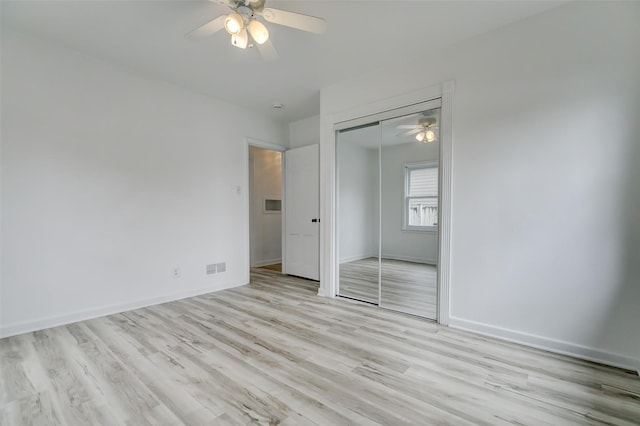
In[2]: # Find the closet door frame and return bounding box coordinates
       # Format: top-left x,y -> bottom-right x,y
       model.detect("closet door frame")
322,81 -> 454,326
335,102 -> 441,308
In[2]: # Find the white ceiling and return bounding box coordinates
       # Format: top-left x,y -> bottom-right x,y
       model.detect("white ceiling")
1,0 -> 565,124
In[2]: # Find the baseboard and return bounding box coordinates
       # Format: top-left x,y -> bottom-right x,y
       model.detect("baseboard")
317,286 -> 333,298
339,254 -> 437,265
381,253 -> 437,265
339,253 -> 376,264
252,258 -> 282,267
0,279 -> 247,339
449,316 -> 639,372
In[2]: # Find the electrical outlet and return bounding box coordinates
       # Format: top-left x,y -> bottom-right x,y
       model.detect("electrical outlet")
172,267 -> 181,278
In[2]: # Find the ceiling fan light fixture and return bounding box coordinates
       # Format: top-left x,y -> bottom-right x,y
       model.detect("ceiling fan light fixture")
224,13 -> 244,35
425,129 -> 436,143
248,19 -> 269,45
415,128 -> 437,143
231,28 -> 249,49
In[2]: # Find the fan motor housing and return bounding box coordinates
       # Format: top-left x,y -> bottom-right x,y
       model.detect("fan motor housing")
231,0 -> 265,13
237,6 -> 255,21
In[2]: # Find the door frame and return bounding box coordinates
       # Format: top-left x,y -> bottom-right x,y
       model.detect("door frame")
244,137 -> 287,283
320,81 -> 454,326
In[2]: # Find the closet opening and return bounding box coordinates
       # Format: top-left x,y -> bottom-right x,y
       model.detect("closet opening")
335,101 -> 441,320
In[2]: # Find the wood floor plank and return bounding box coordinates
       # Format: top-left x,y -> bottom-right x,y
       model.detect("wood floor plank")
1,392 -> 65,426
0,335 -> 37,404
1,268 -> 638,425
85,319 -> 224,424
28,329 -> 101,425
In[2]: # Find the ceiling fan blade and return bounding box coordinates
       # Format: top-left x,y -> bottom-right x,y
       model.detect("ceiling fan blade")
187,15 -> 227,40
397,125 -> 421,129
256,39 -> 279,61
398,128 -> 423,137
260,8 -> 326,34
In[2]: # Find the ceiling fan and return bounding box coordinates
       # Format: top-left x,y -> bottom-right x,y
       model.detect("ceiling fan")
187,0 -> 327,60
397,118 -> 439,143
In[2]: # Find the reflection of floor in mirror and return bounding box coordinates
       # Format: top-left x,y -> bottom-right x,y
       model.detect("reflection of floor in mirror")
339,257 -> 437,319
339,257 -> 379,304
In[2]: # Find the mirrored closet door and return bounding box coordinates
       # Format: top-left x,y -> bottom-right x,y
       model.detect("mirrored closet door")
337,103 -> 440,319
336,122 -> 381,304
379,110 -> 439,318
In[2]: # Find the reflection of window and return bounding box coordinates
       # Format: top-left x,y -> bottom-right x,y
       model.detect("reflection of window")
404,162 -> 438,231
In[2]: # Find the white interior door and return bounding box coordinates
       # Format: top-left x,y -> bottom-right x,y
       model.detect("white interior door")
285,144 -> 319,280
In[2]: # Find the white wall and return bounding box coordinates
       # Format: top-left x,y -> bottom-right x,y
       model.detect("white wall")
381,142 -> 439,264
249,147 -> 282,267
321,2 -> 640,370
337,141 -> 377,263
289,115 -> 320,149
0,30 -> 288,337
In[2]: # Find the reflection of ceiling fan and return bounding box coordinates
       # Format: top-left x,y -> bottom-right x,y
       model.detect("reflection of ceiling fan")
397,118 -> 439,143
187,0 -> 326,60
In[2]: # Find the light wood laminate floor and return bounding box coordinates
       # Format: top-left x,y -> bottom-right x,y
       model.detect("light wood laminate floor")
339,257 -> 437,319
258,264 -> 282,273
1,269 -> 639,425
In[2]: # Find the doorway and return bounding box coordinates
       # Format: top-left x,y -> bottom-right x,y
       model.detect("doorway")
336,103 -> 441,319
245,141 -> 320,282
249,146 -> 283,272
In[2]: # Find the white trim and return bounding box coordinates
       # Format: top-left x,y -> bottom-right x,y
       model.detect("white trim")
319,118 -> 336,297
339,253 -> 377,264
380,254 -> 437,265
401,228 -> 438,233
243,140 -> 251,284
0,280 -> 247,339
437,80 -> 454,326
320,81 -> 454,325
281,152 -> 287,274
378,124 -> 382,304
339,254 -> 437,266
449,316 -> 640,372
333,97 -> 442,131
246,137 -> 286,152
244,138 -> 287,281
